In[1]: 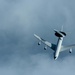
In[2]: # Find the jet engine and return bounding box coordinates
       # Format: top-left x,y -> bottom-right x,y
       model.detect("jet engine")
69,48 -> 72,53
44,46 -> 47,50
38,42 -> 41,45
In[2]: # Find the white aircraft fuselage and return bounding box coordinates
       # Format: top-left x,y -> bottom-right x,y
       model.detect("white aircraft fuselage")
53,29 -> 66,60
54,37 -> 63,60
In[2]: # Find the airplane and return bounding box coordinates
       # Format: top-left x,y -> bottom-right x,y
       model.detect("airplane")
34,27 -> 75,60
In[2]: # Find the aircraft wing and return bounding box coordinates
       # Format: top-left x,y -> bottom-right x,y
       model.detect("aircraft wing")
61,44 -> 75,52
34,34 -> 56,51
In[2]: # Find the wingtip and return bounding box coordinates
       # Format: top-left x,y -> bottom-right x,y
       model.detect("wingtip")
34,34 -> 36,36
34,34 -> 38,38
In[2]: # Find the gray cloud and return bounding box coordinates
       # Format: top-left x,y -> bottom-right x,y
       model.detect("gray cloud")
0,0 -> 75,75
0,54 -> 75,75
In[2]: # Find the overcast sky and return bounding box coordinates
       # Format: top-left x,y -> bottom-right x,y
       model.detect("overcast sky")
0,0 -> 75,75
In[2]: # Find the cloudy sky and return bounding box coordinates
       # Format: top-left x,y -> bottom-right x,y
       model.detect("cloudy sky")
0,0 -> 75,75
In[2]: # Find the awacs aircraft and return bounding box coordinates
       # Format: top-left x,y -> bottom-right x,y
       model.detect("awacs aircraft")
34,27 -> 75,60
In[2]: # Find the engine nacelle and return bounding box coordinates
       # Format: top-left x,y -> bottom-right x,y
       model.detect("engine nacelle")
44,46 -> 47,50
38,42 -> 41,45
69,48 -> 72,53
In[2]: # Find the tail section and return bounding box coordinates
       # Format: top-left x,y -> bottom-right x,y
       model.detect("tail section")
61,25 -> 63,31
54,26 -> 66,37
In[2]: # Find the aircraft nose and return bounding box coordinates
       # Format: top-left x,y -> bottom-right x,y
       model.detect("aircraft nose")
54,56 -> 57,60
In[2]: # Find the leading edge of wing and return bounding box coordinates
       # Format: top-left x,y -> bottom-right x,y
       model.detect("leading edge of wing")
34,34 -> 56,51
61,44 -> 75,52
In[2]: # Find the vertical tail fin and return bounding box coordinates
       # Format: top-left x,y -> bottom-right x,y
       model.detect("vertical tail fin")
61,25 -> 63,31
